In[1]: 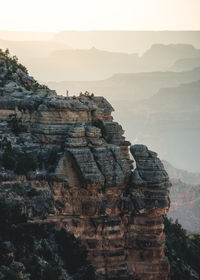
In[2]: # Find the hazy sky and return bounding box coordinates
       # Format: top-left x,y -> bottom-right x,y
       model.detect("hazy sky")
1,0 -> 200,31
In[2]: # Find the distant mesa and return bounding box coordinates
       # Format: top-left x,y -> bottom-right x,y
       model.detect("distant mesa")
52,30 -> 200,54
22,43 -> 200,82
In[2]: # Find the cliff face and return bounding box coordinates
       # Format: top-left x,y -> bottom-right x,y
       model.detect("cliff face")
162,161 -> 200,233
168,179 -> 200,233
0,50 -> 171,280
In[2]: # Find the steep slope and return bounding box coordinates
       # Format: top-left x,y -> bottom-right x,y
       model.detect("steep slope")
0,49 -> 171,280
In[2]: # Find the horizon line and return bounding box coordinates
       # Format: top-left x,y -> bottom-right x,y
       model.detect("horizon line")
1,29 -> 200,33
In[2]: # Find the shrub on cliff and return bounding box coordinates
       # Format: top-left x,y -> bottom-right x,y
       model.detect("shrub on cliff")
79,91 -> 94,97
0,48 -> 28,75
0,200 -> 27,238
0,48 -> 50,91
0,268 -> 22,280
25,81 -> 50,91
42,265 -> 59,280
0,199 -> 96,280
8,114 -> 26,135
2,149 -> 38,174
164,216 -> 200,279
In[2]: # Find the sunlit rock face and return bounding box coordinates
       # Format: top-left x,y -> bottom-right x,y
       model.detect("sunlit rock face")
0,51 -> 171,280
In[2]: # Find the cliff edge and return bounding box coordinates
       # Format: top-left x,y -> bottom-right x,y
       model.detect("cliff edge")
0,49 -> 171,280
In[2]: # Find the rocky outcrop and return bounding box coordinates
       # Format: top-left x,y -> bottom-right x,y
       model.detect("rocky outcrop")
127,145 -> 171,280
0,49 -> 171,280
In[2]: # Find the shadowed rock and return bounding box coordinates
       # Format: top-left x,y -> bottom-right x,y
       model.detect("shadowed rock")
0,49 -> 171,280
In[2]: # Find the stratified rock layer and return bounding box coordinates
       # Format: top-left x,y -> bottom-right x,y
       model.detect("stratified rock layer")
0,50 -> 171,280
128,145 -> 171,280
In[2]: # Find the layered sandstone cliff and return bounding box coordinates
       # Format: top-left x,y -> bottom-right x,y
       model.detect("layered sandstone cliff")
0,49 -> 171,280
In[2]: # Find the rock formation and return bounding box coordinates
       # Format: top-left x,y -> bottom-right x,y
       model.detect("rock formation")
0,49 -> 171,280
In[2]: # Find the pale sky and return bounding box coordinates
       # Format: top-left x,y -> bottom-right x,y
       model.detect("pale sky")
1,0 -> 200,31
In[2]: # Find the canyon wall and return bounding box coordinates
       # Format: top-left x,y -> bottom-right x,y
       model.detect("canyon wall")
0,50 -> 171,280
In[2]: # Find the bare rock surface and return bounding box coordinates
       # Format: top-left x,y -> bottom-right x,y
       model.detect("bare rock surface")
0,49 -> 171,280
